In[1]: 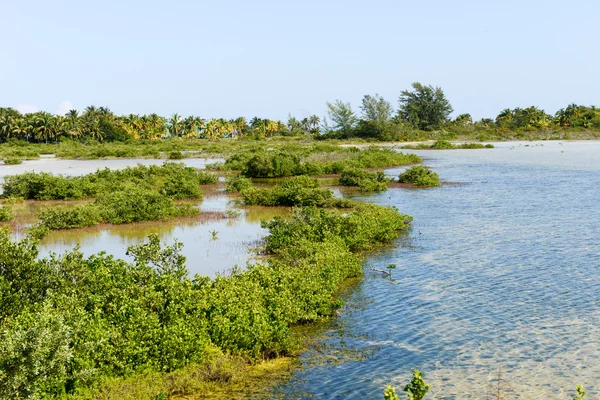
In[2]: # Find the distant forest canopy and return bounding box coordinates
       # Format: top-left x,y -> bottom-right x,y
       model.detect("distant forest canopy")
1,82 -> 599,143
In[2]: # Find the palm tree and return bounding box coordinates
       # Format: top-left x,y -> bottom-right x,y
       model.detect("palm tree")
84,105 -> 98,117
183,116 -> 199,139
34,113 -> 54,143
0,116 -> 13,141
148,113 -> 166,139
168,113 -> 183,138
11,119 -> 31,142
232,117 -> 247,138
308,115 -> 320,134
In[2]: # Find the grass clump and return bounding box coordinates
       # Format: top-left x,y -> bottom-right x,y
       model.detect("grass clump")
398,165 -> 440,187
241,176 -> 351,207
339,167 -> 389,192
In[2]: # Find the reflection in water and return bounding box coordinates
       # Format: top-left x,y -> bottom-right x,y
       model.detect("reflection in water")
272,141 -> 600,399
36,196 -> 290,277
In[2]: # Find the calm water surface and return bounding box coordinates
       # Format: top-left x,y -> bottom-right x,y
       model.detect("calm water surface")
272,141 -> 600,399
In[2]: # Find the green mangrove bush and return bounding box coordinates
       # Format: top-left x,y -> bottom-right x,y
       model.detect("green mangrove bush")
35,187 -> 199,234
0,206 -> 12,222
398,165 -> 440,187
1,162 -> 216,200
241,175 -> 351,207
3,156 -> 23,165
216,147 -> 420,178
0,199 -> 412,398
339,167 -> 389,192
225,175 -> 253,193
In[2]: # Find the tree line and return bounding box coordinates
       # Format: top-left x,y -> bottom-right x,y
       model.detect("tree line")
1,82 -> 599,143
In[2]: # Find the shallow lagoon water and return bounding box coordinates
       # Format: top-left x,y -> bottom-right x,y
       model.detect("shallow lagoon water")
272,141 -> 600,399
33,194 -> 289,277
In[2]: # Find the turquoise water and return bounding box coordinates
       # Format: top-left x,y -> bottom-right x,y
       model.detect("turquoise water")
272,141 -> 600,399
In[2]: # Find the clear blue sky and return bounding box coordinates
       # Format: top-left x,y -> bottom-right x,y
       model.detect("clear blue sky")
1,0 -> 598,121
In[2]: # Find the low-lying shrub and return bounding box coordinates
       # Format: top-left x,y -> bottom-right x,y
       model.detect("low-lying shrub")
219,148 -> 420,178
3,156 -> 23,165
431,140 -> 455,149
168,150 -> 185,159
34,187 -> 200,234
339,167 -> 389,192
241,176 -> 352,207
0,199 -> 413,398
39,205 -> 102,230
1,162 -> 216,200
0,206 -> 12,221
225,175 -> 253,193
95,187 -> 199,224
398,165 -> 440,187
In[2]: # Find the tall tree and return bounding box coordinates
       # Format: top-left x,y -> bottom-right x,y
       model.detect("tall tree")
398,82 -> 453,130
326,100 -> 357,134
360,94 -> 393,129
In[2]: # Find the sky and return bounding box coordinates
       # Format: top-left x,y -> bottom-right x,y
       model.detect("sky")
1,0 -> 599,121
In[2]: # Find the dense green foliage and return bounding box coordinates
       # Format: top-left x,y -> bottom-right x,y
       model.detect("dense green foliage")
225,175 -> 253,193
0,194 -> 412,398
0,106 -> 319,144
3,90 -> 600,147
212,147 -> 420,178
398,83 -> 454,131
398,165 -> 440,187
0,206 -> 13,221
241,176 -> 352,208
1,162 -> 216,200
3,156 -> 22,164
39,206 -> 102,230
167,150 -> 185,159
36,187 -> 199,233
339,167 -> 389,192
263,204 -> 412,252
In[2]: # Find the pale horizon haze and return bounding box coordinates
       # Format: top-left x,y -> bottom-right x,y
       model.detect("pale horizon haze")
1,0 -> 598,121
